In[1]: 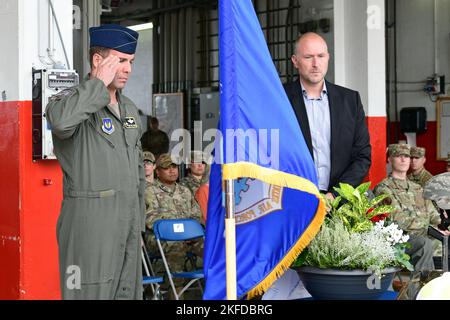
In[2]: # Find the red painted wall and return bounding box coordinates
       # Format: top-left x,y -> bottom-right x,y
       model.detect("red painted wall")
0,101 -> 62,300
366,117 -> 387,187
388,121 -> 447,175
0,102 -> 20,300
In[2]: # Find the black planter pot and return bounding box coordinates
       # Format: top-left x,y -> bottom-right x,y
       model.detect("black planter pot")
295,266 -> 399,300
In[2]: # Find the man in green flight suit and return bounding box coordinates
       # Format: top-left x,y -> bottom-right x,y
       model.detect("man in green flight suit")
46,24 -> 146,300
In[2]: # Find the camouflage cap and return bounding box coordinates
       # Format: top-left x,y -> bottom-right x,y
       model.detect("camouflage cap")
143,151 -> 155,162
423,173 -> 450,209
387,144 -> 411,157
156,153 -> 179,169
410,146 -> 425,158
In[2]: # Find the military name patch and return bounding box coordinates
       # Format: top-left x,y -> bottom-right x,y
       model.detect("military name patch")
124,117 -> 138,129
102,118 -> 115,135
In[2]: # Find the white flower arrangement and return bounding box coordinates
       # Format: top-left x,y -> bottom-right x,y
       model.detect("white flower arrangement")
373,220 -> 410,246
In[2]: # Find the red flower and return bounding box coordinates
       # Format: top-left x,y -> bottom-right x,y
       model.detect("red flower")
367,208 -> 389,222
370,213 -> 389,223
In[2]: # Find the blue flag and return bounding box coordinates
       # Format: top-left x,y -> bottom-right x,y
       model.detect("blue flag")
203,0 -> 327,300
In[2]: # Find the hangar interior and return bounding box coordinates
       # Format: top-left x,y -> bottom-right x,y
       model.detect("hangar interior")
0,0 -> 449,299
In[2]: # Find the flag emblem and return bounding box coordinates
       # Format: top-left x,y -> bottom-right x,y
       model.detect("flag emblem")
234,179 -> 284,225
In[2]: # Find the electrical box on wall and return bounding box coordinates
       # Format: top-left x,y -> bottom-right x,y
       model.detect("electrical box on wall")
192,89 -> 220,151
424,75 -> 445,95
32,69 -> 79,160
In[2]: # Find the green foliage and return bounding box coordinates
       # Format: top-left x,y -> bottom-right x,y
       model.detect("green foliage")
393,243 -> 414,271
328,182 -> 394,233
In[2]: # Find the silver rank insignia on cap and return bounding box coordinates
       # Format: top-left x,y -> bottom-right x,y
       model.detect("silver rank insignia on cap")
124,117 -> 138,129
102,118 -> 115,135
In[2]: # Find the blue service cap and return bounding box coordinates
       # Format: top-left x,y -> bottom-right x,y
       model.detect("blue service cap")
89,24 -> 139,54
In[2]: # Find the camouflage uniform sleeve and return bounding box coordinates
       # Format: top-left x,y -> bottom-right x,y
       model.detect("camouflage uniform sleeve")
423,170 -> 433,185
373,184 -> 416,232
45,79 -> 110,140
144,184 -> 153,211
201,164 -> 211,185
192,194 -> 202,223
179,177 -> 188,189
426,199 -> 441,226
185,188 -> 202,223
145,186 -> 160,230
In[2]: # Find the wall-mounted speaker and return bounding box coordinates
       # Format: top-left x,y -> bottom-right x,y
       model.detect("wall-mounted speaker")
400,107 -> 427,133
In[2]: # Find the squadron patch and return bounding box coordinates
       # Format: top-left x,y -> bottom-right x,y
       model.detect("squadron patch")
124,117 -> 138,129
102,118 -> 115,135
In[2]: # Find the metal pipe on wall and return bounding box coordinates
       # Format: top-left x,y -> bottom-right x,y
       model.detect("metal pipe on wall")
159,14 -> 164,89
394,0 -> 399,142
267,0 -> 272,58
153,15 -> 160,92
171,7 -> 178,91
385,0 -> 391,145
274,1 -> 278,66
164,12 -> 171,91
205,8 -> 211,87
160,10 -> 165,89
178,9 -> 186,86
186,7 -> 194,84
433,0 -> 438,75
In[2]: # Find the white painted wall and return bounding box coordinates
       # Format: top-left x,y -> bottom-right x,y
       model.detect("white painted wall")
0,0 -> 73,102
334,0 -> 368,105
0,0 -> 19,102
367,0 -> 386,117
393,0 -> 450,121
334,0 -> 386,117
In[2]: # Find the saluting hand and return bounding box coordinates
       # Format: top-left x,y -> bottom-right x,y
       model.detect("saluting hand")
90,55 -> 120,87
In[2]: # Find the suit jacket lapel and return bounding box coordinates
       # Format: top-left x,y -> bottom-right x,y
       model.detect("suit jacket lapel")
290,80 -> 313,157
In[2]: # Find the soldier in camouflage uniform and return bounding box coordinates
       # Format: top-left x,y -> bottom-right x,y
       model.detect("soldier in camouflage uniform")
180,151 -> 210,198
143,151 -> 156,185
144,151 -> 156,223
145,154 -> 203,298
374,144 -> 441,271
408,147 -> 433,187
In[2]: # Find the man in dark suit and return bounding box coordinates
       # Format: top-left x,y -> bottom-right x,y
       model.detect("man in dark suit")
284,32 -> 371,199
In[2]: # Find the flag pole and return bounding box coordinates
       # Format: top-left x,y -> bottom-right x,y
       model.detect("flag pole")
225,179 -> 237,300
